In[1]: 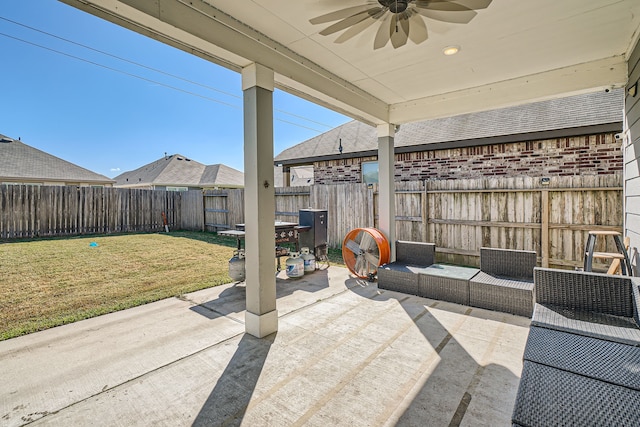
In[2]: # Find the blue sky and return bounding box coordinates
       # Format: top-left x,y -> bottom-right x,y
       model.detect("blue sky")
0,1 -> 350,178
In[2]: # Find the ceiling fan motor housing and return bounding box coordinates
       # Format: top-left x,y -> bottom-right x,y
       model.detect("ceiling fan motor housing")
379,0 -> 409,14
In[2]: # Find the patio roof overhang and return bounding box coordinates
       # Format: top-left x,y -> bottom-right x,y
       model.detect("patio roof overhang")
59,0 -> 640,126
58,0 -> 640,338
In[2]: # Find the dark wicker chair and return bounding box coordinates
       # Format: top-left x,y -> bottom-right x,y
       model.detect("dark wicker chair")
532,267 -> 640,345
469,247 -> 537,317
512,268 -> 640,426
377,241 -> 435,296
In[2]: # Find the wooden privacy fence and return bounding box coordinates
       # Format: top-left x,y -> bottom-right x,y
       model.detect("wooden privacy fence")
0,185 -> 182,239
2,177 -> 623,270
197,176 -> 623,270
204,187 -> 312,231
384,175 -> 623,269
201,184 -> 374,248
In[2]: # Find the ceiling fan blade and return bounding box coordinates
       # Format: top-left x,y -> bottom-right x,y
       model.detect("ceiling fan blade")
319,8 -> 382,36
407,10 -> 428,44
334,9 -> 385,43
373,13 -> 392,49
390,14 -> 410,49
416,8 -> 477,24
309,4 -> 374,25
458,0 -> 492,9
416,0 -> 492,10
415,1 -> 475,12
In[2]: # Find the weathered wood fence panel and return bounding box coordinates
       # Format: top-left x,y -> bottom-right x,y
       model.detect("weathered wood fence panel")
203,189 -> 244,232
180,190 -> 203,231
194,177 -> 622,269
0,185 -> 181,239
425,175 -> 623,269
276,187 -> 310,223
310,183 -> 374,248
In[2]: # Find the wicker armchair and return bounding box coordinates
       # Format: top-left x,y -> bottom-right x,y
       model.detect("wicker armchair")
512,268 -> 640,427
377,241 -> 435,296
469,247 -> 537,317
532,267 -> 640,345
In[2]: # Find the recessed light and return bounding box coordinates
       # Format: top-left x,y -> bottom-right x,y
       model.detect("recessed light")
443,45 -> 460,56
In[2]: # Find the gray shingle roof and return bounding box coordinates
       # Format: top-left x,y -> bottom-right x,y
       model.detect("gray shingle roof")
113,154 -> 243,188
0,134 -> 114,184
275,90 -> 624,163
200,164 -> 244,187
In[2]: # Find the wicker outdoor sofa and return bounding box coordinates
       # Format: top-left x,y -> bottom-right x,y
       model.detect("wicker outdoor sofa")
469,247 -> 537,317
512,267 -> 640,427
377,241 -> 480,305
379,243 -> 536,316
377,240 -> 436,296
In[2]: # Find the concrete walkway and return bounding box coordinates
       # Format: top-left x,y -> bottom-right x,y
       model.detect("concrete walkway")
0,266 -> 530,426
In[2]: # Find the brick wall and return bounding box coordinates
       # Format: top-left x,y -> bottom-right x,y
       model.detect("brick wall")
315,156 -> 377,184
314,133 -> 622,184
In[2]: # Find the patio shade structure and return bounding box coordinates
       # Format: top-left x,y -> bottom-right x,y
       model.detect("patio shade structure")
59,0 -> 640,338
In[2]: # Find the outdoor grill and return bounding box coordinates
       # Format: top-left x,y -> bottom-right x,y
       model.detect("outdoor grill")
235,221 -> 300,245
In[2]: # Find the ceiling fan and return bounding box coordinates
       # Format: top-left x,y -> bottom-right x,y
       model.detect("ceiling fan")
309,0 -> 492,50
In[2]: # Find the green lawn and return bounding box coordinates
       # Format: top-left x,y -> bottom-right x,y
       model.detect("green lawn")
0,231 -> 344,341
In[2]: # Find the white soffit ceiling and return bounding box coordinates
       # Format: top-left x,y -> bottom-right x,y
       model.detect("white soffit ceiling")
61,0 -> 640,125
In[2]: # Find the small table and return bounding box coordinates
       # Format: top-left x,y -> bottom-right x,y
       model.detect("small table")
583,230 -> 632,276
419,264 -> 480,306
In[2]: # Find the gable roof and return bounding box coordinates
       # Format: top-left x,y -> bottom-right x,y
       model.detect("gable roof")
113,154 -> 243,188
275,90 -> 624,165
0,134 -> 114,184
200,164 -> 244,187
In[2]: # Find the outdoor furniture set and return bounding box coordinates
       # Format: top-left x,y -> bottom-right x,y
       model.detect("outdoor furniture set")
512,267 -> 640,426
378,240 -> 640,424
377,242 -> 536,317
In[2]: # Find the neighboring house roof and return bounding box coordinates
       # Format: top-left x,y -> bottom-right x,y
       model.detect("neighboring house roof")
275,89 -> 624,165
290,166 -> 314,186
200,164 -> 244,187
113,154 -> 244,188
274,165 -> 314,187
0,134 -> 114,184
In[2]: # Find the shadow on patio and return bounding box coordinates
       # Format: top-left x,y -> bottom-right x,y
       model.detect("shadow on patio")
190,275 -> 526,426
188,268 -> 332,319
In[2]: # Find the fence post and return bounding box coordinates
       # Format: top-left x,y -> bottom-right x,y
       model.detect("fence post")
541,189 -> 550,267
422,180 -> 429,242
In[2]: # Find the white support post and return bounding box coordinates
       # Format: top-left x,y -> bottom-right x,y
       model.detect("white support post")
242,63 -> 278,338
377,123 -> 396,261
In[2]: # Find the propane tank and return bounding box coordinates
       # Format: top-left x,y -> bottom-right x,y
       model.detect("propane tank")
300,247 -> 316,273
286,251 -> 305,278
228,250 -> 246,282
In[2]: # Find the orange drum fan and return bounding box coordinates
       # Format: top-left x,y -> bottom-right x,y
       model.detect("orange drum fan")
342,228 -> 390,279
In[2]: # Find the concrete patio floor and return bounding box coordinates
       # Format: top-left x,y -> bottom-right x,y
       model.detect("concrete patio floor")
0,265 -> 530,426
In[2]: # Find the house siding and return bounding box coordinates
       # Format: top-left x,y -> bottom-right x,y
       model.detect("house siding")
625,39 -> 640,275
315,133 -> 622,184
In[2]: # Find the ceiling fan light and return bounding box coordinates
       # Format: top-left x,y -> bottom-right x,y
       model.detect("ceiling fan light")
443,45 -> 461,56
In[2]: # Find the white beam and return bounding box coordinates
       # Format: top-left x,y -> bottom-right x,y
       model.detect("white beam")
390,56 -> 629,124
242,63 -> 277,338
377,123 -> 396,261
